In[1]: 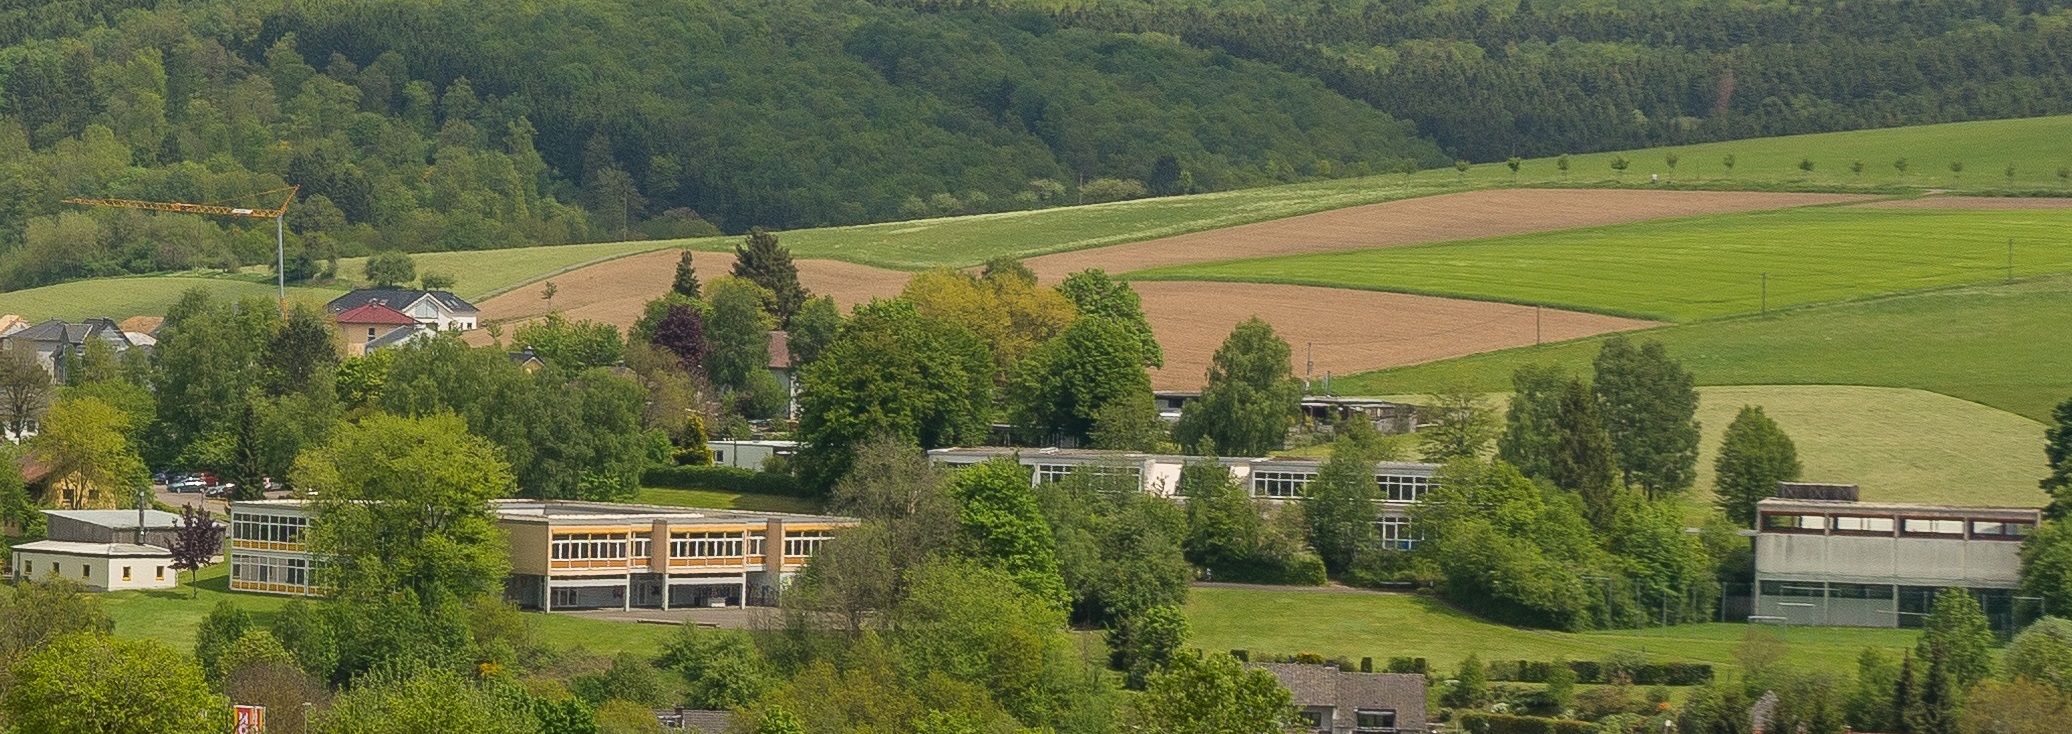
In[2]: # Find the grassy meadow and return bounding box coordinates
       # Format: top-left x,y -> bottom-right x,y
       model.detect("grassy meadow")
0,276 -> 340,322
1185,586 -> 1916,680
1134,206 -> 2072,321
1331,273 -> 2072,422
634,487 -> 823,514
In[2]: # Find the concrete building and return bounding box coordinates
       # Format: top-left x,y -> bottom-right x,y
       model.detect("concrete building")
224,499 -> 857,611
927,447 -> 1438,551
8,540 -> 177,591
1251,662 -> 1427,734
709,439 -> 797,470
1752,493 -> 2039,630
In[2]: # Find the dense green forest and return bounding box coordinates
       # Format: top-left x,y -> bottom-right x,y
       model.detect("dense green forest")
0,0 -> 1437,289
1002,0 -> 2072,160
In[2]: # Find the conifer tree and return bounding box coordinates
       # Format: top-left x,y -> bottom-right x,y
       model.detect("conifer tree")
2042,396 -> 2072,518
732,227 -> 807,328
672,250 -> 701,299
1550,378 -> 1620,531
1496,364 -> 1567,480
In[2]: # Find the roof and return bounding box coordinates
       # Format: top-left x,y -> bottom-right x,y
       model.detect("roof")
926,446 -> 1440,474
45,509 -> 183,529
117,315 -> 162,335
0,314 -> 27,336
334,303 -> 420,326
673,710 -> 733,734
1757,497 -> 2043,518
509,348 -> 544,365
1250,663 -> 1427,724
363,324 -> 430,350
326,289 -> 478,315
768,330 -> 791,369
10,319 -> 69,342
10,540 -> 173,558
8,318 -> 124,347
229,498 -> 857,527
17,455 -> 52,484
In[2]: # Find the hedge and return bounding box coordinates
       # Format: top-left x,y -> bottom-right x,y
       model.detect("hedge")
1484,659 -> 1713,687
640,465 -> 808,497
1457,712 -> 1593,734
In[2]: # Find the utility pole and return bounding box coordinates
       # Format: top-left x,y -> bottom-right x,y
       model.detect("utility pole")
1305,342 -> 1314,382
1535,305 -> 1542,345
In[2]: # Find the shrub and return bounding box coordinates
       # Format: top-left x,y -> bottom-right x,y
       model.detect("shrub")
1457,711 -> 1593,734
640,465 -> 805,496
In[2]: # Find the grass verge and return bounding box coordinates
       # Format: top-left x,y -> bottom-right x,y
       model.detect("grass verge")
634,487 -> 823,514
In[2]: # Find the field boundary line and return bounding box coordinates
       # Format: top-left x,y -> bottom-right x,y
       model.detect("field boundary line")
468,243 -> 683,302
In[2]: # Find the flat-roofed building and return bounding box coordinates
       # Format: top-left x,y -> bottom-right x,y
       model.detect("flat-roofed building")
8,540 -> 176,591
927,447 -> 1438,551
224,499 -> 857,611
1753,495 -> 2039,630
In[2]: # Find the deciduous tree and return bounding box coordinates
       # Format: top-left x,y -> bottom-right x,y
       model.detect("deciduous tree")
1917,588 -> 1996,692
1496,364 -> 1567,480
169,504 -> 222,599
2003,617 -> 2072,697
1006,316 -> 1153,445
1057,269 -> 1162,368
1549,378 -> 1621,531
946,459 -> 1069,611
703,277 -> 774,393
1174,318 -> 1300,457
362,250 -> 416,288
1593,337 -> 1700,498
1714,405 -> 1801,526
1129,650 -> 1294,734
1419,382 -> 1497,462
3,633 -> 226,734
0,342 -> 50,438
30,394 -> 147,508
514,312 -> 625,372
795,300 -> 993,492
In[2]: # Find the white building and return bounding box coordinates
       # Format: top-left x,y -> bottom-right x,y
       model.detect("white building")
324,289 -> 480,332
927,447 -> 1438,551
1753,491 -> 2039,630
8,541 -> 177,591
709,439 -> 797,470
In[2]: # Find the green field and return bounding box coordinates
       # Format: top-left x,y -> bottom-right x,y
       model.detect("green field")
333,239 -> 680,301
1451,115 -> 2072,189
634,487 -> 823,514
0,276 -> 341,322
1187,586 -> 1917,680
1334,273 -> 2072,422
1135,206 -> 2072,321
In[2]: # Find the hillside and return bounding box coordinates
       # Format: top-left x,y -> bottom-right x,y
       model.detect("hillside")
0,0 -> 1438,290
1331,273 -> 2072,422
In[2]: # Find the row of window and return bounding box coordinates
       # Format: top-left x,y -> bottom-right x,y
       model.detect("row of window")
554,530 -> 816,563
16,561 -> 165,582
552,533 -> 631,561
229,554 -> 311,588
1296,708 -> 1398,733
1377,517 -> 1419,551
1252,472 -> 1434,501
784,531 -> 834,558
670,531 -> 763,559
1033,463 -> 1144,485
1761,513 -> 2033,538
231,513 -> 308,545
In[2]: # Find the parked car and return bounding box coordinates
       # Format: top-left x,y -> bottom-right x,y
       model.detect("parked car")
205,483 -> 235,498
170,476 -> 207,494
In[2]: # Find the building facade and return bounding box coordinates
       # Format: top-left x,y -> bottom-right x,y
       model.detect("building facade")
324,289 -> 480,331
1752,496 -> 2039,630
927,448 -> 1438,550
224,499 -> 856,610
44,509 -> 183,547
8,540 -> 176,592
709,439 -> 797,470
1250,663 -> 1428,734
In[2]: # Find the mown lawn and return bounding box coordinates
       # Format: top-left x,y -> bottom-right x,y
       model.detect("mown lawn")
0,275 -> 342,322
1133,206 -> 2072,322
1331,274 -> 2072,422
1185,586 -> 1918,681
634,487 -> 823,514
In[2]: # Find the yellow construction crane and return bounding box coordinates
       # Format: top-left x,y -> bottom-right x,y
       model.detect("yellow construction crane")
63,185 -> 300,313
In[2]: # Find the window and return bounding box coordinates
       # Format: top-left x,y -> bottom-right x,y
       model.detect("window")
551,588 -> 579,608
22,561 -> 30,575
1760,580 -> 1827,598
1832,516 -> 1895,533
671,531 -> 745,559
231,512 -> 309,546
1034,464 -> 1075,485
229,553 -> 318,593
1356,709 -> 1398,732
632,535 -> 652,560
1902,518 -> 1965,535
81,565 -> 89,579
122,566 -> 132,581
1830,583 -> 1894,600
1253,471 -> 1315,499
551,533 -> 630,563
1377,516 -> 1419,551
155,566 -> 165,581
1762,514 -> 1826,531
367,327 -> 376,338
748,532 -> 767,557
1297,709 -> 1329,732
1971,521 -> 2035,539
1376,474 -> 1430,503
714,451 -> 726,464
784,530 -> 834,558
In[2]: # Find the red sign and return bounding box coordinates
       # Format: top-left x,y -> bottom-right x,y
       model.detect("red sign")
233,704 -> 266,734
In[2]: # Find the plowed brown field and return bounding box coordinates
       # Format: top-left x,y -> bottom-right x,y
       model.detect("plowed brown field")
1025,188 -> 1871,279
1853,195 -> 2072,210
1136,282 -> 1657,391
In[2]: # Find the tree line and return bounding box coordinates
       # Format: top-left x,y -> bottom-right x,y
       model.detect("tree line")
0,0 -> 1440,291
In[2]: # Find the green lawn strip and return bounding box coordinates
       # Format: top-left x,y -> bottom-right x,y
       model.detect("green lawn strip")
1131,207 -> 2072,322
0,276 -> 342,322
1184,586 -> 1915,680
634,487 -> 824,514
1331,274 -> 2072,423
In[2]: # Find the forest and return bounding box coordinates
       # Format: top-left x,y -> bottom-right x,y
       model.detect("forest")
0,0 -> 1437,289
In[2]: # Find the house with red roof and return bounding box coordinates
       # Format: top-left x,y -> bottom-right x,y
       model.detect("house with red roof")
334,303 -> 423,356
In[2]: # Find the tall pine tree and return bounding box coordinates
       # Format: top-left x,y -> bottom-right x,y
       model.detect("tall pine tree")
672,250 -> 702,299
1592,337 -> 1700,499
732,228 -> 807,328
1496,364 -> 1567,480
2043,396 -> 2072,519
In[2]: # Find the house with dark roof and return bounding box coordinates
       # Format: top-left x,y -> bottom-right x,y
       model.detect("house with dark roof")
767,330 -> 797,419
1251,663 -> 1428,734
334,303 -> 424,355
325,289 -> 480,331
0,318 -> 137,384
45,508 -> 184,548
